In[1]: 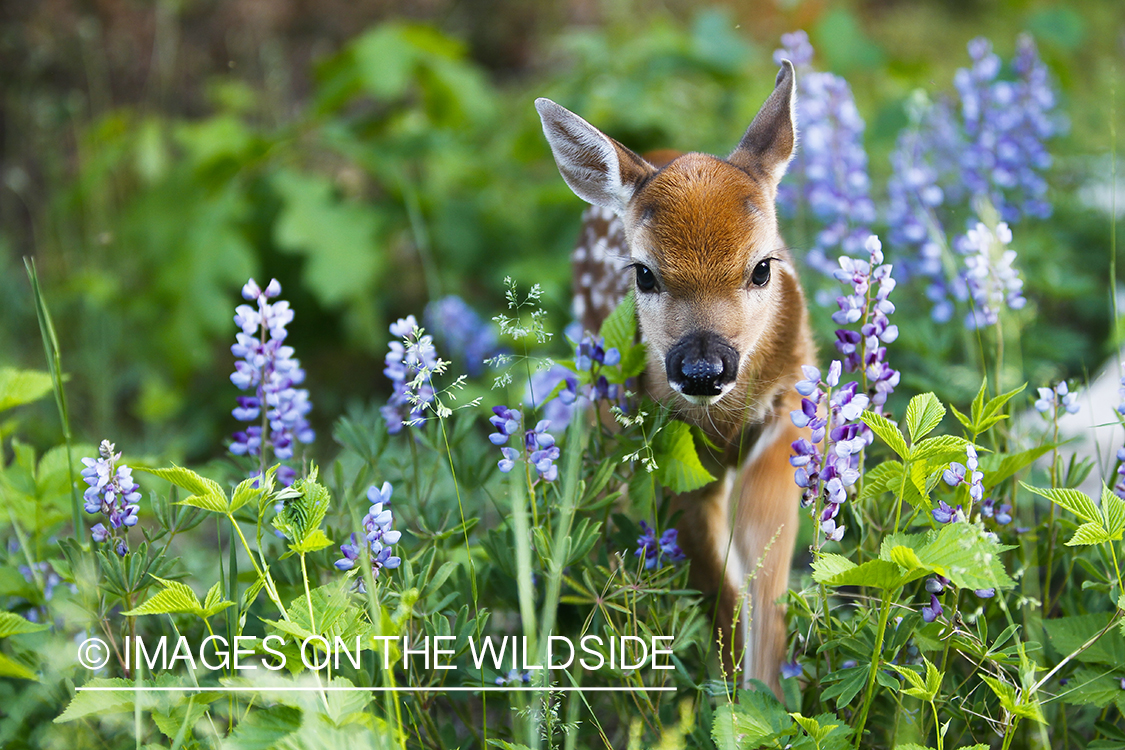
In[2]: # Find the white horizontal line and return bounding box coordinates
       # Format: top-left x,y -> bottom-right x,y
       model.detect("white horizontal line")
77,686 -> 675,693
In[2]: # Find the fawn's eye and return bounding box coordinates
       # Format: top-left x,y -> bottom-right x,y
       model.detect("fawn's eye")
635,264 -> 657,293
751,259 -> 772,287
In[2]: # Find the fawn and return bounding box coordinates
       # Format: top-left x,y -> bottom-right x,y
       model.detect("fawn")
535,62 -> 813,695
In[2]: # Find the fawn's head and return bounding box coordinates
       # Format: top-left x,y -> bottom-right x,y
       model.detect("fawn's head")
537,63 -> 808,424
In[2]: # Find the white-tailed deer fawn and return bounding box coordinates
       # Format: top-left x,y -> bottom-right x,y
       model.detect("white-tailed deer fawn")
536,62 -> 813,696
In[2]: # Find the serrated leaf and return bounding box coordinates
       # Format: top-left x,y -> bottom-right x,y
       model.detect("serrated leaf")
0,611 -> 48,639
813,558 -> 908,591
653,421 -> 715,493
598,290 -> 636,355
225,703 -> 302,750
880,524 -> 1015,592
810,553 -> 856,580
273,468 -> 333,551
292,528 -> 334,555
1021,483 -> 1101,524
905,393 -> 945,443
1067,522 -> 1113,546
229,476 -> 265,514
201,582 -> 235,619
122,577 -> 203,618
712,690 -> 792,749
861,411 -> 910,458
859,461 -> 903,502
0,368 -> 54,412
141,465 -> 228,513
910,435 -> 971,463
1102,484 -> 1125,536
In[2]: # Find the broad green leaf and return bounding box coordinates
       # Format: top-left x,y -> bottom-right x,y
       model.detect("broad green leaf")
0,611 -> 48,639
141,465 -> 228,513
905,393 -> 945,443
1044,613 -> 1125,669
273,169 -> 382,306
0,368 -> 53,412
790,713 -> 839,743
0,652 -> 38,680
879,524 -> 1015,592
229,475 -> 265,514
810,553 -> 856,580
1102,484 -> 1125,536
859,461 -> 903,502
813,558 -> 909,590
910,435 -> 971,463
1066,522 -> 1113,546
861,411 -> 910,458
55,675 -> 184,722
291,528 -> 334,555
653,421 -> 715,494
225,703 -> 303,750
1021,483 -> 1101,524
122,576 -> 203,618
201,582 -> 235,619
273,468 -> 333,553
711,690 -> 792,749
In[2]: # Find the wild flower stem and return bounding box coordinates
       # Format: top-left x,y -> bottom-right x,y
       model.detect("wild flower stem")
439,415 -> 479,610
852,588 -> 896,749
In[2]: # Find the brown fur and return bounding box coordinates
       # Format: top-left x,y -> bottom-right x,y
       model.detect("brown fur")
536,62 -> 812,696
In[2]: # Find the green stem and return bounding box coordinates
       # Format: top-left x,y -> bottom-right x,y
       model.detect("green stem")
931,700 -> 943,750
853,590 -> 896,748
227,514 -> 287,620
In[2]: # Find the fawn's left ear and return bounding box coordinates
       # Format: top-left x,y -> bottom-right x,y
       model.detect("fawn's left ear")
535,98 -> 656,215
728,61 -> 797,191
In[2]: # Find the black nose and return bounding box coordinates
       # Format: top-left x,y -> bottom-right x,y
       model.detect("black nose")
665,332 -> 739,397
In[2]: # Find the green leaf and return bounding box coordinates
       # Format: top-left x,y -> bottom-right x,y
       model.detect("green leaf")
225,704 -> 302,750
229,475 -> 266,514
981,445 -> 1055,488
653,421 -> 715,494
982,382 -> 1027,421
201,582 -> 235,619
1067,522 -> 1113,546
0,368 -> 54,412
1021,483 -> 1101,524
1102,484 -> 1125,537
821,666 -> 869,708
861,411 -> 910,458
273,169 -> 382,306
910,435 -> 971,463
879,524 -> 1016,592
599,290 -> 636,355
0,652 -> 38,680
950,404 -> 974,433
122,577 -> 203,618
0,611 -> 48,639
813,558 -> 909,590
140,465 -> 228,513
905,393 -> 945,443
272,467 -> 333,554
712,690 -> 792,749
859,461 -> 903,502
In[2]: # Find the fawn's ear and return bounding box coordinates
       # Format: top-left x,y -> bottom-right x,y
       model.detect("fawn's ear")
535,98 -> 656,214
728,61 -> 797,190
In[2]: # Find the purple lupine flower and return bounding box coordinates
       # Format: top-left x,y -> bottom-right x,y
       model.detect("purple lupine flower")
974,588 -> 996,598
490,405 -> 560,483
1035,381 -> 1079,416
925,576 -> 948,594
80,440 -> 141,556
789,360 -> 866,544
381,315 -> 441,434
230,278 -> 314,478
891,36 -> 1058,323
958,221 -> 1026,329
335,483 -> 402,591
424,295 -> 499,378
980,496 -> 1014,526
833,235 -> 901,408
634,521 -> 686,570
496,669 -> 532,686
774,31 -> 875,275
921,593 -> 944,623
932,499 -> 962,525
780,660 -> 802,680
526,364 -> 580,429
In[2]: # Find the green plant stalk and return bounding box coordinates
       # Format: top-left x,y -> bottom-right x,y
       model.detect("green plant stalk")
509,463 -> 539,747
24,258 -> 84,545
227,513 -> 288,620
536,412 -> 587,662
852,587 -> 896,749
930,699 -> 943,750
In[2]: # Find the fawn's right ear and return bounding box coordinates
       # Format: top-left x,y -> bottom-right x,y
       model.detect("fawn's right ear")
535,98 -> 656,215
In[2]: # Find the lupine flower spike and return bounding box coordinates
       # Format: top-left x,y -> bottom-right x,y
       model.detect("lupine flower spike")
81,440 -> 141,556
231,278 -> 314,485
634,521 -> 686,570
490,405 -> 560,483
335,482 -> 402,591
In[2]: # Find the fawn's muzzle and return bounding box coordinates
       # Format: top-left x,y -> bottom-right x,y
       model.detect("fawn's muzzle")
665,332 -> 739,398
